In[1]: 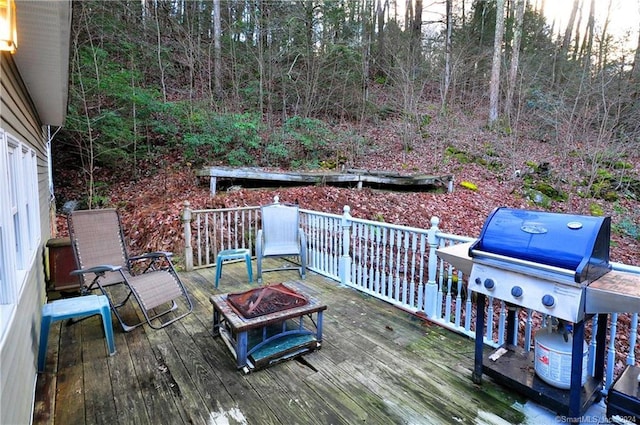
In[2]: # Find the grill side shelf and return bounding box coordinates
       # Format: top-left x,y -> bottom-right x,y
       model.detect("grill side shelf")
586,270 -> 640,314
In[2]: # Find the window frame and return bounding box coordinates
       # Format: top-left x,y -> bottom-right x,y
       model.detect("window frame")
0,128 -> 41,305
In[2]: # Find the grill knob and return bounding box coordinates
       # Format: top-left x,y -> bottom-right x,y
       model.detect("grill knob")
474,277 -> 482,285
484,278 -> 495,290
511,286 -> 523,298
541,294 -> 555,307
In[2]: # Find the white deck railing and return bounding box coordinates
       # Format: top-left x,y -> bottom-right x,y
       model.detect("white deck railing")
182,199 -> 640,392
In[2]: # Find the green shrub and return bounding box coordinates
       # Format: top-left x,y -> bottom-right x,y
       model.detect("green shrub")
589,203 -> 605,216
282,116 -> 334,167
181,112 -> 261,165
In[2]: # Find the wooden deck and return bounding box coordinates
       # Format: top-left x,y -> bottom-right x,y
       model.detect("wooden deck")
196,166 -> 454,194
33,259 -> 529,425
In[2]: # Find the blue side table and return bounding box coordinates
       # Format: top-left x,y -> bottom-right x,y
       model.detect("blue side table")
38,295 -> 116,372
215,248 -> 253,287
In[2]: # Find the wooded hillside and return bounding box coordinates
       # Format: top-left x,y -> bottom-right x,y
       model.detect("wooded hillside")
53,0 -> 640,265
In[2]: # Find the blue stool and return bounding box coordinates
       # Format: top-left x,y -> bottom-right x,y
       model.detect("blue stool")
38,295 -> 116,372
215,248 -> 253,288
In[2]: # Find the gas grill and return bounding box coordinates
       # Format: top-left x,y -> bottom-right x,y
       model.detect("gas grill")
435,207 -> 640,420
468,207 -> 612,323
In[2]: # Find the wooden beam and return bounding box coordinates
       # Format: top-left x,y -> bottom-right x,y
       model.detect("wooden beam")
196,166 -> 453,195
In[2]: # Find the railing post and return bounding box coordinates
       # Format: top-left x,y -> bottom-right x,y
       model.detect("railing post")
182,201 -> 193,271
339,205 -> 352,286
424,216 -> 440,318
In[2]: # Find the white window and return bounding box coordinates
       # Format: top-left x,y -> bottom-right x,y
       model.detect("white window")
0,128 -> 41,305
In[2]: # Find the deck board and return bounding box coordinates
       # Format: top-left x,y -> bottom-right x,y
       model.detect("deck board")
34,259 -> 528,425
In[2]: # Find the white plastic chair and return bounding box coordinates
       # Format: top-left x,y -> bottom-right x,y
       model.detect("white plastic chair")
256,201 -> 307,283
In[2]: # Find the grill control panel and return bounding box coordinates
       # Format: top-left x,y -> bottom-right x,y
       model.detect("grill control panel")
469,262 -> 585,322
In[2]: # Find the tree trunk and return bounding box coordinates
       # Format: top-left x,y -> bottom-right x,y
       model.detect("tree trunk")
579,0 -> 595,69
554,0 -> 581,84
631,24 -> 640,83
442,0 -> 452,109
405,0 -> 412,32
411,0 -> 423,57
213,0 -> 222,99
597,0 -> 613,72
376,0 -> 386,77
488,0 -> 505,125
154,2 -> 167,103
505,0 -> 526,121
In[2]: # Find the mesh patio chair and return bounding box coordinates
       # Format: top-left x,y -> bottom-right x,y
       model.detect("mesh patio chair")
256,201 -> 307,283
68,208 -> 193,332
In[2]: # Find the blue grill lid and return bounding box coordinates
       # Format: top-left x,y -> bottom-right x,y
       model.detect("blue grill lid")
470,207 -> 611,283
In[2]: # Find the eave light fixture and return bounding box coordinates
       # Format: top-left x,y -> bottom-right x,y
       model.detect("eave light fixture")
0,0 -> 17,53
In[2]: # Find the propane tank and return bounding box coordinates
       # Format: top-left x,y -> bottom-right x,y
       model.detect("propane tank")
534,319 -> 588,390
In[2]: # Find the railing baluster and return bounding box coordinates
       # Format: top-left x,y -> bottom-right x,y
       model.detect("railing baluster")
588,315 -> 599,375
606,313 -> 619,390
445,261 -> 452,323
627,313 -> 638,365
229,211 -> 233,250
196,213 -> 202,267
234,210 -> 239,248
418,234 -> 426,311
465,281 -> 472,332
409,233 -> 417,308
358,223 -> 365,289
524,309 -> 533,351
331,218 -> 341,275
348,212 -> 356,285
511,308 -> 519,346
402,231 -> 409,305
309,214 -> 317,269
323,215 -> 329,271
316,215 -> 322,271
374,226 -> 381,294
327,217 -> 333,275
394,230 -> 401,302
486,296 -> 494,343
455,269 -> 462,327
368,225 -> 376,293
436,240 -> 444,319
385,229 -> 392,296
498,301 -> 506,345
205,213 -> 211,265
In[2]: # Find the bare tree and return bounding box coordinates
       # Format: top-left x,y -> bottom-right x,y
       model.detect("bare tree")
442,0 -> 452,108
213,0 -> 222,99
411,0 -> 423,57
554,0 -> 581,84
579,0 -> 596,69
154,4 -> 167,102
596,0 -> 613,72
631,23 -> 640,83
488,0 -> 505,125
505,0 -> 526,121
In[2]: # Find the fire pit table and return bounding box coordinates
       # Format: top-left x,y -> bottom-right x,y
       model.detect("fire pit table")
210,282 -> 326,373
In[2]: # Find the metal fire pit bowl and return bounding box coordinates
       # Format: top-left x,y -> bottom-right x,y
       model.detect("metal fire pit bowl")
226,283 -> 309,319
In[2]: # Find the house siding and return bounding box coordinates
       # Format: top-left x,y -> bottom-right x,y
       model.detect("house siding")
0,52 -> 51,425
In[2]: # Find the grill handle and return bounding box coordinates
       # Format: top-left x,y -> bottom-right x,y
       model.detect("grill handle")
470,249 -> 577,280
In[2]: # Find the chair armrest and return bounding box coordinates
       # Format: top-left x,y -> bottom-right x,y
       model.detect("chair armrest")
129,251 -> 173,261
71,265 -> 122,275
